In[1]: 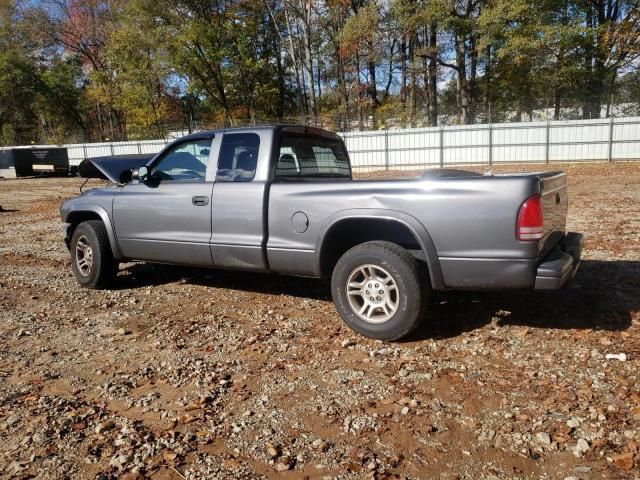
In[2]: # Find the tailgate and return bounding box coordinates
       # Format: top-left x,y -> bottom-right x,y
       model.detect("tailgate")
538,172 -> 568,255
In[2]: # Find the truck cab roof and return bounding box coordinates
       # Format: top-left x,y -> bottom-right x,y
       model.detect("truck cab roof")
177,124 -> 341,143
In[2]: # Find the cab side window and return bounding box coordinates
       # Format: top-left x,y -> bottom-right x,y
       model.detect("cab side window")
151,139 -> 211,182
216,133 -> 260,182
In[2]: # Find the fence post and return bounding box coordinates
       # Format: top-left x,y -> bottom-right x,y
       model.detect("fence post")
384,129 -> 389,170
545,120 -> 550,164
137,141 -> 142,154
439,127 -> 444,168
488,124 -> 493,166
82,143 -> 88,161
608,116 -> 614,162
109,141 -> 114,156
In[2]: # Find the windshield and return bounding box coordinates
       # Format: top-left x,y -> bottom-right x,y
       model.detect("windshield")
275,133 -> 351,179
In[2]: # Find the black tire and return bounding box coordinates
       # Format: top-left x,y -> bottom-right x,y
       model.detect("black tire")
70,220 -> 118,289
331,241 -> 428,341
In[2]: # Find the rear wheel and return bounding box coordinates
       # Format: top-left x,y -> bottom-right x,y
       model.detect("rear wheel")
70,220 -> 118,289
331,241 -> 428,341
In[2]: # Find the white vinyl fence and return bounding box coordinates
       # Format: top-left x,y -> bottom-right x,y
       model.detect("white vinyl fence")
341,116 -> 640,171
3,116 -> 639,173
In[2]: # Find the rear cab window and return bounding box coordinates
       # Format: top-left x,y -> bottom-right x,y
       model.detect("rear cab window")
275,133 -> 351,179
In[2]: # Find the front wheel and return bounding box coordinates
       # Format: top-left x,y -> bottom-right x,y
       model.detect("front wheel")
70,220 -> 118,289
331,241 -> 428,341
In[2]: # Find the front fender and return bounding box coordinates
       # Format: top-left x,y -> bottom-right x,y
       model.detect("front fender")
315,208 -> 445,290
60,200 -> 124,260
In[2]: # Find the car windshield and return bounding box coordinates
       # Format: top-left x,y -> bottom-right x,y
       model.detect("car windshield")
275,134 -> 351,179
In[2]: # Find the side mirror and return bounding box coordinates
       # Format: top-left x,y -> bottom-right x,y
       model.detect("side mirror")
131,166 -> 149,183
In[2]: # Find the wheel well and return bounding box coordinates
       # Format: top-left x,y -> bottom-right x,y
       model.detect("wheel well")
319,218 -> 425,278
66,212 -> 103,238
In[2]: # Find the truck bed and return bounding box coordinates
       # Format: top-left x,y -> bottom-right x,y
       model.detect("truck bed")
266,169 -> 571,290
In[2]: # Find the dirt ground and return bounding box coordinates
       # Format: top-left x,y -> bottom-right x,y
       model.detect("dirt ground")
0,163 -> 638,480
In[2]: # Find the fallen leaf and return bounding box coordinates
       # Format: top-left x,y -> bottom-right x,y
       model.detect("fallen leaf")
163,450 -> 178,462
611,452 -> 634,470
178,414 -> 197,425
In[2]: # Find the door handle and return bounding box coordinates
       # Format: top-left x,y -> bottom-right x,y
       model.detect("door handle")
192,196 -> 209,206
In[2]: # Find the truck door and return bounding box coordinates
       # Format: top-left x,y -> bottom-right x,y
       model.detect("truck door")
210,132 -> 269,270
113,136 -> 215,266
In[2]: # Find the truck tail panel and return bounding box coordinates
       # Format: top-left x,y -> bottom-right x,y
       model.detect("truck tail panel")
537,171 -> 568,256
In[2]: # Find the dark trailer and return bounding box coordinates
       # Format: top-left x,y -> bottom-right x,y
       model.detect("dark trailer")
0,147 -> 75,177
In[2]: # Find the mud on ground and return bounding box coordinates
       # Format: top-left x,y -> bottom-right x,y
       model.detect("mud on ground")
0,163 -> 638,479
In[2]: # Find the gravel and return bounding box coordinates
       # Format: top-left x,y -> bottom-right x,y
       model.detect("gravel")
0,164 -> 638,479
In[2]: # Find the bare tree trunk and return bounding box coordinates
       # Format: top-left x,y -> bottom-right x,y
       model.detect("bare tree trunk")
483,46 -> 491,123
281,4 -> 307,116
384,39 -> 396,99
554,91 -> 561,120
582,6 -> 595,119
367,57 -> 379,128
455,33 -> 471,124
213,76 -> 234,126
96,102 -> 104,141
302,0 -> 318,122
516,101 -> 523,122
469,34 -> 478,123
408,35 -> 416,127
336,45 -> 350,128
427,24 -> 438,126
317,55 -> 322,111
422,27 -> 430,116
275,43 -> 286,118
356,52 -> 364,130
108,108 -> 115,140
400,37 -> 407,105
266,12 -> 286,119
605,72 -> 616,117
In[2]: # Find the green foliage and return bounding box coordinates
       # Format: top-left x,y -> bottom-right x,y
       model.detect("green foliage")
37,57 -> 87,142
0,0 -> 39,142
339,3 -> 380,61
96,17 -> 169,137
0,0 -> 638,140
1,123 -> 16,145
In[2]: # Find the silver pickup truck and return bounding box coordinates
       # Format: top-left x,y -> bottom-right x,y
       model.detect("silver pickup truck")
60,125 -> 583,340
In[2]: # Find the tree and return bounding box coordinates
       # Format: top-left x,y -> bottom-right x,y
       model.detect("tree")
577,0 -> 640,118
1,0 -> 640,140
93,13 -> 169,138
340,2 -> 383,127
0,0 -> 40,143
38,57 -> 87,142
34,0 -> 129,138
1,123 -> 16,145
392,0 -> 442,126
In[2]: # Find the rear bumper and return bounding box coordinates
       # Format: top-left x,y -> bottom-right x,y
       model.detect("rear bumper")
534,232 -> 583,289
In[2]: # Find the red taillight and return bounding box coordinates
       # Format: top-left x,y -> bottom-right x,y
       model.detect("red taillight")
517,194 -> 544,241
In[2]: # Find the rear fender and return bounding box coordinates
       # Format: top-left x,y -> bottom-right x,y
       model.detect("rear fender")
316,208 -> 445,290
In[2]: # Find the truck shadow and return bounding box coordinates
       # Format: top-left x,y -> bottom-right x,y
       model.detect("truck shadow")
117,262 -> 332,301
406,259 -> 638,341
118,259 -> 637,339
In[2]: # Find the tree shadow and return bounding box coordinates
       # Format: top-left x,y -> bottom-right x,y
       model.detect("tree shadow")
116,259 -> 637,339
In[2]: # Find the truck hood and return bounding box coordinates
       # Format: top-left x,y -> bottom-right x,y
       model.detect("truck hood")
78,154 -> 153,183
